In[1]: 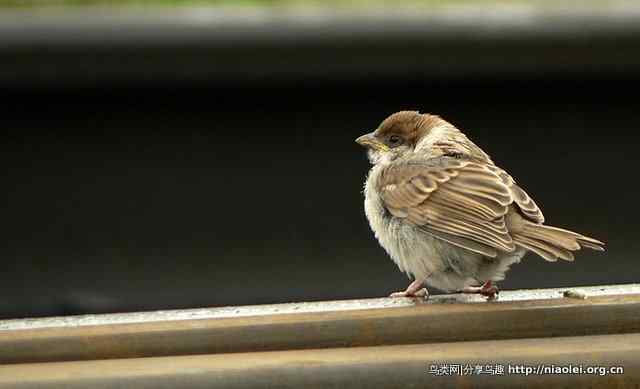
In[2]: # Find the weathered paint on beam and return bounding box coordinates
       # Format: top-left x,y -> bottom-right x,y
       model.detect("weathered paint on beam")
2,284 -> 637,331
0,284 -> 638,364
0,333 -> 638,389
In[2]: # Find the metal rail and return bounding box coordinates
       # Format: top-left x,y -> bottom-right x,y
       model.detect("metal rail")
0,284 -> 638,388
0,284 -> 639,364
1,4 -> 640,86
1,333 -> 638,388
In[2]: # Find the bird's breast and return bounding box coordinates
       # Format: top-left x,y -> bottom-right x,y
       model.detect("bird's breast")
363,167 -> 445,279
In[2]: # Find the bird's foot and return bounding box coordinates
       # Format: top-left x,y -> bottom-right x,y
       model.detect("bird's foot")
461,281 -> 499,300
389,288 -> 429,298
389,277 -> 429,299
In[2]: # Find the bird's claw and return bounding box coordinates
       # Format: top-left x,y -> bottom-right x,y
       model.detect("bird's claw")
461,282 -> 499,300
481,287 -> 499,300
389,288 -> 429,299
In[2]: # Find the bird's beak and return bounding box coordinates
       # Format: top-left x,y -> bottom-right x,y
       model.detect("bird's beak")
355,132 -> 389,151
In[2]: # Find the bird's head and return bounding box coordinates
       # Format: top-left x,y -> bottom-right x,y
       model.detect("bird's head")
356,111 -> 436,165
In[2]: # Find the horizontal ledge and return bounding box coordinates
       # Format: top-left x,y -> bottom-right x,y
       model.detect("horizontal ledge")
2,284 -> 638,330
2,5 -> 640,46
0,1 -> 640,46
0,284 -> 638,364
2,5 -> 640,86
0,333 -> 638,388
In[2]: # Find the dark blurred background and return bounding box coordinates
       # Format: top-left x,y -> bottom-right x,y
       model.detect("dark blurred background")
1,2 -> 639,319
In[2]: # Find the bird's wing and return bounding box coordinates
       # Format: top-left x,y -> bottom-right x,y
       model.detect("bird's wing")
378,157 -> 523,258
486,165 -> 545,224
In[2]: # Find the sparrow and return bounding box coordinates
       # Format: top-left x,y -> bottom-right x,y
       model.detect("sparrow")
356,111 -> 604,299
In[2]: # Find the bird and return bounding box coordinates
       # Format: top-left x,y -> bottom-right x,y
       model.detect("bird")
356,111 -> 604,300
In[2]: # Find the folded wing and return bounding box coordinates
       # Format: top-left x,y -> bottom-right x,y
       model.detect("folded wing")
378,157 -> 542,258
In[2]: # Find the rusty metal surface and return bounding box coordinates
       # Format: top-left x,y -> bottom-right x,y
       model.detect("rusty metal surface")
0,284 -> 638,364
0,333 -> 638,389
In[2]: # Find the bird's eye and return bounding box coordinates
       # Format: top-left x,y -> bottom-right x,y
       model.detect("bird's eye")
387,134 -> 403,146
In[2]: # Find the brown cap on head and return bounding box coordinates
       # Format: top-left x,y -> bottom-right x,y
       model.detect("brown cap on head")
374,111 -> 445,146
356,111 -> 448,152
375,111 -> 421,138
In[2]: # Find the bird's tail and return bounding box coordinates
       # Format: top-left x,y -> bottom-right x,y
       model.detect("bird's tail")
512,222 -> 605,262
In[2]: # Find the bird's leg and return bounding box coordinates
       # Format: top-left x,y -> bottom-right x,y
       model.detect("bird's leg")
390,277 -> 429,299
461,280 -> 499,300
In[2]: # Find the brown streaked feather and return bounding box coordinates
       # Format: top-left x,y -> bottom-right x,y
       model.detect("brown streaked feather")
520,223 -> 581,251
576,234 -> 605,246
426,198 -> 511,240
426,229 -> 499,258
579,240 -> 606,251
510,217 -> 604,261
511,235 -> 559,262
379,157 -> 517,255
488,165 -> 545,224
426,220 -> 514,252
512,234 -> 575,262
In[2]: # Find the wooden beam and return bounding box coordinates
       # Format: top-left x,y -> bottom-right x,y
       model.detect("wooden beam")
0,284 -> 639,364
0,333 -> 637,389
